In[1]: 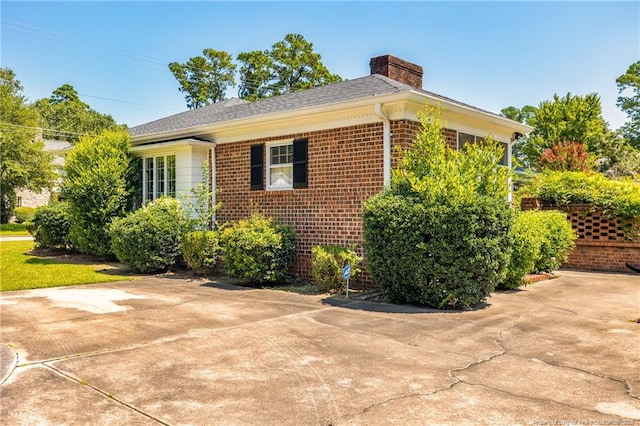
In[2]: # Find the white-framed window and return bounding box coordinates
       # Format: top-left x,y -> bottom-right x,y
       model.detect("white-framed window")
143,154 -> 176,202
458,132 -> 509,166
267,142 -> 293,190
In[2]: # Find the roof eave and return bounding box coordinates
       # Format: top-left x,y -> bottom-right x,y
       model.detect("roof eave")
406,90 -> 534,134
130,90 -> 533,144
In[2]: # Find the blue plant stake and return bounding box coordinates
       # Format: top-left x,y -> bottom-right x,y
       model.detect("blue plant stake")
342,263 -> 351,299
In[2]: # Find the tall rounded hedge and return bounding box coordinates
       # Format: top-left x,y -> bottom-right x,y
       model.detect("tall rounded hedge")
64,130 -> 136,258
363,192 -> 513,310
109,197 -> 187,273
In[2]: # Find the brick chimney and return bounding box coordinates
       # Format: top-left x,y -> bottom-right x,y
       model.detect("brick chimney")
370,55 -> 423,89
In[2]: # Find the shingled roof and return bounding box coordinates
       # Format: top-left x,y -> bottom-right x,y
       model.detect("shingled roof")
129,74 -> 506,139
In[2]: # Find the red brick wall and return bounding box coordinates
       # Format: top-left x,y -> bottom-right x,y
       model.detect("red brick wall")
215,120 -> 458,286
521,199 -> 640,273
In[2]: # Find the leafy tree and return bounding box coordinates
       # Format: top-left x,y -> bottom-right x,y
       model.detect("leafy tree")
238,34 -> 342,100
509,93 -> 613,170
237,50 -> 274,101
616,60 -> 640,149
0,68 -> 54,222
500,105 -> 536,124
34,84 -> 121,143
63,129 -> 136,257
168,49 -> 236,109
265,33 -> 342,97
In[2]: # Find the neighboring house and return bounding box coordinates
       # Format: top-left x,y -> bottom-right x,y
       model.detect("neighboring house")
15,139 -> 72,209
130,54 -> 532,279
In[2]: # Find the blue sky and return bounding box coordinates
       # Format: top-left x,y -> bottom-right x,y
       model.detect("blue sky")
2,1 -> 638,130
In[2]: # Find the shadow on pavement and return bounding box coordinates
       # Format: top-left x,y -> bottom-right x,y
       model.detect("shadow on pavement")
321,296 -> 490,314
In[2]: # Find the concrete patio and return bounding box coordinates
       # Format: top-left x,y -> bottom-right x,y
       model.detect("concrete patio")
1,270 -> 638,425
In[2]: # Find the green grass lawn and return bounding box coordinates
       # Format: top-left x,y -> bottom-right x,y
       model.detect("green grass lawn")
1,241 -> 135,292
0,223 -> 30,236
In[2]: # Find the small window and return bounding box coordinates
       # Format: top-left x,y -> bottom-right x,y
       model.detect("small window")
268,143 -> 294,190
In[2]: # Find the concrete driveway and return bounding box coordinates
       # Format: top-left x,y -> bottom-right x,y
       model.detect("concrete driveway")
1,271 -> 638,425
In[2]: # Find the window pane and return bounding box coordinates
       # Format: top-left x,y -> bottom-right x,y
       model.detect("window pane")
458,132 -> 475,150
167,155 -> 176,197
156,156 -> 165,196
500,143 -> 508,166
145,157 -> 154,202
270,166 -> 293,187
270,144 -> 293,165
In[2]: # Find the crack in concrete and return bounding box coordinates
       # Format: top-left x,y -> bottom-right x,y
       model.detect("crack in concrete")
330,314 -> 523,423
42,363 -> 170,425
460,381 -> 631,420
12,305 -> 337,368
533,357 -> 640,402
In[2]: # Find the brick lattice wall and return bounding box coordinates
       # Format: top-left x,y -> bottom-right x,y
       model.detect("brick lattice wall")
521,199 -> 640,273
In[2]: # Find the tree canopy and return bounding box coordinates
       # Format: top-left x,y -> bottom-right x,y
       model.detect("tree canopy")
506,93 -> 613,169
169,34 -> 342,107
0,68 -> 54,222
34,84 -> 122,143
616,60 -> 640,149
168,49 -> 237,109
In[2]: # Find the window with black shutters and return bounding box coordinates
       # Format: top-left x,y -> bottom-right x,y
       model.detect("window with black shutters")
258,138 -> 308,191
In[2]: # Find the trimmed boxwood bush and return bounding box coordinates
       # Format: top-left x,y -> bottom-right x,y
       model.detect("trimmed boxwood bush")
28,202 -> 71,249
311,244 -> 361,292
182,230 -> 221,275
14,206 -> 36,223
109,197 -> 187,273
363,192 -> 512,310
220,214 -> 296,283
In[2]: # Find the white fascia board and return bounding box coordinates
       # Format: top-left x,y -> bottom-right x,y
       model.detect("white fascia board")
405,91 -> 534,135
130,138 -> 215,153
129,94 -> 414,145
130,91 -> 532,144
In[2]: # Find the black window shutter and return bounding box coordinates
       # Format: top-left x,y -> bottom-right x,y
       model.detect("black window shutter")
292,138 -> 308,189
250,144 -> 264,190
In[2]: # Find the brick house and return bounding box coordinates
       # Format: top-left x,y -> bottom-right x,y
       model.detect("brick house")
129,55 -> 532,280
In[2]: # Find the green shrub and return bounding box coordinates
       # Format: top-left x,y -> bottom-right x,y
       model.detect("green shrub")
363,192 -> 512,310
109,197 -> 187,273
182,230 -> 221,275
533,210 -> 577,272
14,206 -> 36,223
363,104 -> 513,310
501,211 -> 545,289
522,170 -> 640,218
311,244 -> 361,292
64,130 -> 137,257
501,210 -> 577,289
220,214 -> 296,283
28,202 -> 71,249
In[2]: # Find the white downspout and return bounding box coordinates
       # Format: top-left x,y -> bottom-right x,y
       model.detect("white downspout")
507,140 -> 513,204
210,145 -> 217,228
374,103 -> 391,186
